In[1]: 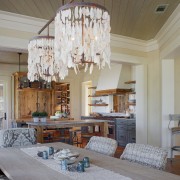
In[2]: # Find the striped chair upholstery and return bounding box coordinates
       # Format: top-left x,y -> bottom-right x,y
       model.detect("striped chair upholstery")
0,128 -> 36,148
120,143 -> 168,170
85,136 -> 117,156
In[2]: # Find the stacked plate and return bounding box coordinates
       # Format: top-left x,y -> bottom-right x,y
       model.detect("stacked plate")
53,149 -> 79,164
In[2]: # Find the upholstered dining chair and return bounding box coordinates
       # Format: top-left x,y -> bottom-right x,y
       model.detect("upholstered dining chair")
85,136 -> 117,156
0,128 -> 37,148
120,143 -> 168,170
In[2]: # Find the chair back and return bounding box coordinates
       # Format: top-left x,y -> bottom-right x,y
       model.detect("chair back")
120,143 -> 168,170
85,136 -> 117,156
169,114 -> 180,129
0,128 -> 37,148
0,117 -> 3,129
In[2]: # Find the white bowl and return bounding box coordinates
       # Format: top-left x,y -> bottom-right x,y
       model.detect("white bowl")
53,150 -> 79,165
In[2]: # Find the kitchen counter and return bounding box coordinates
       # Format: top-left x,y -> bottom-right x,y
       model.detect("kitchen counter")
81,116 -> 135,121
81,116 -> 136,146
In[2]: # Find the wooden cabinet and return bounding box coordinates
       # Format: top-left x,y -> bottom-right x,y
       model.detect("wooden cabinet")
113,95 -> 129,113
13,72 -> 71,121
14,72 -> 53,120
116,119 -> 136,147
52,82 -> 70,116
16,89 -> 52,120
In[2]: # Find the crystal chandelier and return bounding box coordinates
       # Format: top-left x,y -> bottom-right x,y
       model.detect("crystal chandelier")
54,2 -> 111,79
28,35 -> 56,82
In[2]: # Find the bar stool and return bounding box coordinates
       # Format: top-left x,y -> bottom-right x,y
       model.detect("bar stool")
169,114 -> 180,160
69,128 -> 82,147
58,128 -> 71,144
43,130 -> 56,143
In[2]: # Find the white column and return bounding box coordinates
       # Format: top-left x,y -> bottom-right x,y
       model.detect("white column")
135,64 -> 148,144
162,59 -> 174,154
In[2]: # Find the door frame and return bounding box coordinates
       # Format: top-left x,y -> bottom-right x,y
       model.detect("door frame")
0,76 -> 12,129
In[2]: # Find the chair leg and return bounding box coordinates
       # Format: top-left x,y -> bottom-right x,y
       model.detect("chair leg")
170,130 -> 173,162
170,148 -> 173,162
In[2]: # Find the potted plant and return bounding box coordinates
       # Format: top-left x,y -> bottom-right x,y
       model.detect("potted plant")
55,111 -> 63,118
32,111 -> 40,122
39,111 -> 48,122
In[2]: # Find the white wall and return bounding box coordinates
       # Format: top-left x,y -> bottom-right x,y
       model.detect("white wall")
146,50 -> 162,146
162,59 -> 174,155
174,57 -> 180,149
96,64 -> 122,91
135,65 -> 148,144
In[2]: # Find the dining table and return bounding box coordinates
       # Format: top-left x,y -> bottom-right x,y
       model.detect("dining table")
26,119 -> 109,143
0,142 -> 179,180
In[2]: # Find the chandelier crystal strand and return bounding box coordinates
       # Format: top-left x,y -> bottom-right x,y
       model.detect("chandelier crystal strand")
28,36 -> 56,82
54,2 -> 111,79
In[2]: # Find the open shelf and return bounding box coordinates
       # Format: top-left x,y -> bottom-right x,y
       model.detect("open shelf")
88,86 -> 97,89
124,81 -> 136,84
128,102 -> 136,106
88,95 -> 108,97
88,104 -> 108,106
128,92 -> 136,94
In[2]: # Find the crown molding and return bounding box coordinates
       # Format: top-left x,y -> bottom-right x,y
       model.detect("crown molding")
155,4 -> 180,48
111,33 -> 158,53
111,52 -> 146,65
0,10 -> 54,35
156,3 -> 180,59
0,35 -> 28,52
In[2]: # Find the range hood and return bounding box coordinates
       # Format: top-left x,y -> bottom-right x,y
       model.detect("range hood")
96,64 -> 132,95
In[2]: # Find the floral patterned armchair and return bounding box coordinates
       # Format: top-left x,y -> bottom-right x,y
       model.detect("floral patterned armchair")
0,128 -> 36,148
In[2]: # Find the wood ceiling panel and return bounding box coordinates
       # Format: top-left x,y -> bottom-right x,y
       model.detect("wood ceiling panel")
110,0 -> 121,35
23,0 -> 43,18
49,0 -> 62,12
104,0 -> 113,25
115,0 -> 128,35
8,0 -> 39,18
120,0 -> 145,37
130,0 -> 154,40
0,0 -> 179,40
0,0 -> 19,14
32,0 -> 54,19
128,0 -> 180,40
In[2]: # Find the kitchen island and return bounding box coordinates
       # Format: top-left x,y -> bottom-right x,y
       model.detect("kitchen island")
27,119 -> 108,143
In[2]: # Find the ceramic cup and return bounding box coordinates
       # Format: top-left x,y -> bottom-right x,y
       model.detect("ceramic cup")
77,161 -> 85,172
49,147 -> 54,155
42,150 -> 48,159
83,157 -> 90,168
61,159 -> 68,171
